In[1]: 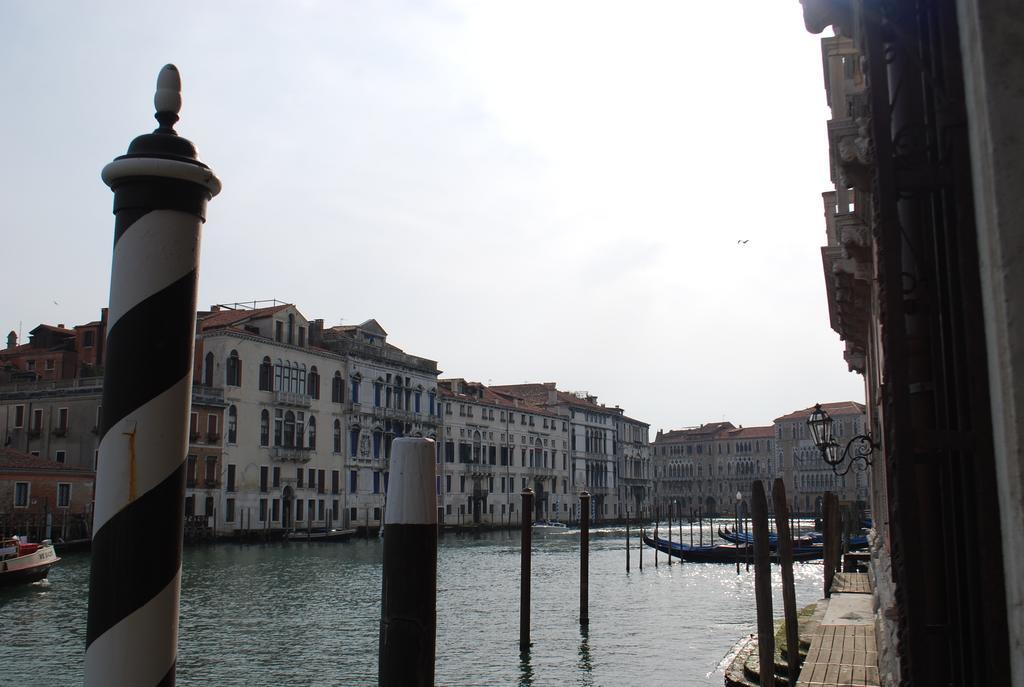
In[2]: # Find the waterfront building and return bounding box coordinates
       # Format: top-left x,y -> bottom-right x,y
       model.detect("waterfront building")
0,447 -> 95,541
800,2 -> 1022,682
437,379 -> 568,526
490,382 -> 645,521
773,401 -> 867,512
651,422 -> 775,517
196,302 -> 439,536
615,414 -> 652,519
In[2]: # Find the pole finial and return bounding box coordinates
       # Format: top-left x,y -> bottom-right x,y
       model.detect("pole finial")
154,64 -> 182,133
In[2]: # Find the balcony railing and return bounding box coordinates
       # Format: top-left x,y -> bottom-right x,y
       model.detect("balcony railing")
274,390 -> 312,408
271,446 -> 314,464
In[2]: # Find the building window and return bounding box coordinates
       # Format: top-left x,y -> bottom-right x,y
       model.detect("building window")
31,408 -> 43,433
14,405 -> 24,428
349,470 -> 358,493
259,357 -> 273,391
260,466 -> 268,493
272,466 -> 281,488
332,470 -> 340,495
225,498 -> 236,522
283,411 -> 296,447
333,419 -> 342,453
259,498 -> 268,521
260,410 -> 270,446
227,464 -> 236,492
350,377 -> 361,404
296,499 -> 304,521
207,414 -> 219,440
373,471 -> 381,494
374,383 -> 382,407
55,450 -> 66,464
309,366 -> 320,399
204,351 -> 214,386
205,456 -> 217,486
373,431 -> 382,459
350,428 -> 360,457
83,330 -> 96,348
308,416 -> 317,450
226,350 -> 242,387
227,405 -> 237,444
14,482 -> 29,508
332,372 -> 344,403
186,455 -> 198,487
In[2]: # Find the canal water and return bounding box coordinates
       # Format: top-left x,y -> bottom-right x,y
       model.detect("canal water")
4,524 -> 824,686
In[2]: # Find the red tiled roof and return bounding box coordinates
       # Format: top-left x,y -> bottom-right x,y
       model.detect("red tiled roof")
438,379 -> 559,418
774,401 -> 865,423
726,425 -> 775,439
30,324 -> 75,336
490,383 -> 614,412
655,422 -> 736,442
199,305 -> 290,331
0,448 -> 91,473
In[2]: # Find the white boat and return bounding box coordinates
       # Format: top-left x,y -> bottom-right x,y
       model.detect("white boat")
1,537 -> 60,587
532,520 -> 569,530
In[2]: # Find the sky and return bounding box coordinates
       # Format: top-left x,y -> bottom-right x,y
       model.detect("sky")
0,1 -> 862,433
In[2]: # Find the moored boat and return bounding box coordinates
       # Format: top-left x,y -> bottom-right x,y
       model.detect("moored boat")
1,537 -> 60,587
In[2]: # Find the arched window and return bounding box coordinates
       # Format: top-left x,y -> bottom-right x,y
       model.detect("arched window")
473,431 -> 482,463
227,405 -> 237,444
259,410 -> 269,446
203,352 -> 214,386
284,411 -> 296,448
308,366 -> 320,399
287,313 -> 295,345
259,356 -> 273,391
373,429 -> 382,459
274,359 -> 283,392
295,362 -> 305,395
332,372 -> 344,403
333,419 -> 342,453
308,416 -> 316,450
226,350 -> 242,386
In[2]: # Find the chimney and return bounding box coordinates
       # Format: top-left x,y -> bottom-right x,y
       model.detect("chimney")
58,323 -> 65,329
6,331 -> 16,349
309,318 -> 324,347
210,305 -> 221,312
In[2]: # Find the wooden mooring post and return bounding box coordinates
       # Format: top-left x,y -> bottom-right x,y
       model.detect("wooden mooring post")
654,505 -> 659,567
667,501 -> 673,566
751,481 -> 775,687
625,507 -> 630,572
378,438 -> 437,687
579,491 -> 590,626
772,478 -> 800,684
520,488 -> 533,653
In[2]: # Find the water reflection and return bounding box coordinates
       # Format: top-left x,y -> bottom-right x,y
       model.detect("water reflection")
6,526 -> 824,686
518,648 -> 534,686
578,625 -> 594,685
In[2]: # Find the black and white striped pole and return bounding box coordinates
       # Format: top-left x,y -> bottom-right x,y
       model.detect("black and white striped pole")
379,438 -> 437,687
85,65 -> 220,687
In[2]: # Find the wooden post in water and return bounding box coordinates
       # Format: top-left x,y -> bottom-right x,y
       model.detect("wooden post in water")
819,491 -> 835,597
699,507 -> 703,547
654,506 -> 659,567
772,478 -> 800,684
625,506 -> 630,572
579,491 -> 590,626
751,481 -> 775,687
520,488 -> 533,653
379,438 -> 437,687
667,501 -> 673,566
639,526 -> 643,571
689,509 -> 693,546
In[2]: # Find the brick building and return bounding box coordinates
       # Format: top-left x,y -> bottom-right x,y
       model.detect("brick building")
0,448 -> 94,541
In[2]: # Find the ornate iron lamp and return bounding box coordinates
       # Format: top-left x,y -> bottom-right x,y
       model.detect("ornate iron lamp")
807,403 -> 876,476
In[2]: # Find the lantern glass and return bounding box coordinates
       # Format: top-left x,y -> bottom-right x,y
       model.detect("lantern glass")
824,441 -> 841,466
807,404 -> 833,449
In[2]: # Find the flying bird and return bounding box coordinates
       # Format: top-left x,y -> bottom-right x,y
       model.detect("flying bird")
736,240 -> 749,245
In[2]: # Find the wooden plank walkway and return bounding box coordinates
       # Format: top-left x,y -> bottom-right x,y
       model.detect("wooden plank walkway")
798,625 -> 879,686
831,572 -> 871,594
796,572 -> 878,686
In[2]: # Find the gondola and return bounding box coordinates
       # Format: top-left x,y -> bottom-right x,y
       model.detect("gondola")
644,533 -> 825,563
